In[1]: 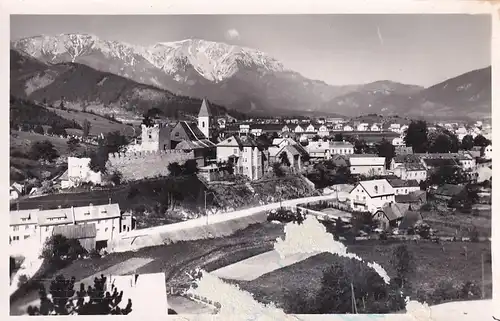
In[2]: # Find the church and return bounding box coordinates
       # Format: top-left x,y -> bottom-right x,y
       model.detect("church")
139,98 -> 217,166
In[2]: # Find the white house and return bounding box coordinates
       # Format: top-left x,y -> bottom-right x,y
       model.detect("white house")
305,124 -> 317,133
239,124 -> 250,134
349,156 -> 386,176
484,144 -> 492,160
63,157 -> 103,189
357,123 -> 369,131
329,141 -> 354,155
349,179 -> 395,213
9,203 -> 134,248
392,163 -> 427,183
318,125 -> 330,137
269,138 -> 297,160
343,125 -> 354,131
389,124 -> 401,133
370,123 -> 381,132
250,128 -> 263,137
306,141 -> 329,160
392,137 -> 405,146
387,178 -> 420,195
216,135 -> 268,180
282,125 -> 290,132
294,125 -> 304,133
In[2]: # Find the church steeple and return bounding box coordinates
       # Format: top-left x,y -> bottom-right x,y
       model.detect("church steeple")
198,98 -> 212,118
198,98 -> 212,139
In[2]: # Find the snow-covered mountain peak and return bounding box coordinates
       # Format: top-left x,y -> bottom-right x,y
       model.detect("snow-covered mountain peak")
12,34 -> 286,83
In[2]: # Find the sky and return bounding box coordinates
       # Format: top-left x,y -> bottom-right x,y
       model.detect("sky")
10,14 -> 491,87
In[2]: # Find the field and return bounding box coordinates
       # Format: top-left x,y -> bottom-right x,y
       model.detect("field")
10,222 -> 285,315
234,240 -> 492,310
46,107 -> 136,137
10,130 -> 93,156
423,209 -> 491,238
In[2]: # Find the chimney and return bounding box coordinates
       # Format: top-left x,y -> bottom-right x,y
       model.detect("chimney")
109,197 -> 111,205
16,202 -> 19,211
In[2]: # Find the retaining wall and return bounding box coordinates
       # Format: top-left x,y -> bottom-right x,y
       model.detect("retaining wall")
107,194 -> 341,253
106,150 -> 195,181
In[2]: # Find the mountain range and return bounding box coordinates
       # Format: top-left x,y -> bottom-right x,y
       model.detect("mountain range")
11,34 -> 492,120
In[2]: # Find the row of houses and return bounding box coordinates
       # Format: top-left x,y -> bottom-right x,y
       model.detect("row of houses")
9,203 -> 134,251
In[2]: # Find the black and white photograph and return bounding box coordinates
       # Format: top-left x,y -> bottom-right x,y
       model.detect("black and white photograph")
7,7 -> 495,320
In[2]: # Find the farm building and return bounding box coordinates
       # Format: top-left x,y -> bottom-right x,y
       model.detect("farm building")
52,224 -> 97,252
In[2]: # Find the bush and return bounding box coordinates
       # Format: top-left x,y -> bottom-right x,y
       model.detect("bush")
40,234 -> 87,269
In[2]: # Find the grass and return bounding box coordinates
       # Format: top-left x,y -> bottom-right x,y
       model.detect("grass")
422,211 -> 491,237
10,130 -> 93,156
234,240 -> 492,309
46,107 -> 136,137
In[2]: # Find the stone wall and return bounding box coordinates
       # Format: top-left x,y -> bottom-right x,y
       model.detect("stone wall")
106,150 -> 195,181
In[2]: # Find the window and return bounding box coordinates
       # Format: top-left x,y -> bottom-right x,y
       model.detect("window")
13,226 -> 19,231
25,225 -> 29,230
233,148 -> 237,154
24,235 -> 30,240
13,236 -> 19,241
202,121 -> 205,127
46,227 -> 49,232
149,134 -> 152,139
105,228 -> 108,232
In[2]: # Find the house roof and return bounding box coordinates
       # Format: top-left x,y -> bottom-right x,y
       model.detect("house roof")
178,121 -> 209,141
330,141 -> 354,148
53,223 -> 97,239
217,135 -> 263,148
10,209 -> 40,226
395,190 -> 426,203
376,202 -> 410,221
393,154 -> 422,164
348,156 -> 386,166
35,203 -> 122,226
422,158 -> 458,168
355,179 -> 394,198
175,139 -> 214,150
434,184 -> 465,197
398,211 -> 423,230
398,163 -> 426,171
198,99 -> 212,117
388,178 -> 420,188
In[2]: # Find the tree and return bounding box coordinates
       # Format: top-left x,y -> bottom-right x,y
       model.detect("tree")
59,99 -> 65,110
429,165 -> 467,186
376,138 -> 395,170
310,256 -> 405,314
474,134 -> 490,147
404,120 -> 428,153
27,274 -> 132,315
461,135 -> 474,151
89,147 -> 109,174
107,171 -> 123,186
354,139 -> 368,154
182,159 -> 199,175
311,135 -> 321,142
34,125 -> 45,135
272,162 -> 285,177
168,162 -> 183,177
103,131 -> 129,154
40,234 -> 87,269
82,119 -> 92,138
67,137 -> 80,153
428,133 -> 459,153
29,140 -> 59,162
390,244 -> 415,289
334,133 -> 344,142
279,151 -> 291,167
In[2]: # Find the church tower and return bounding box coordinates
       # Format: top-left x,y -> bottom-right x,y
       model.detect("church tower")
198,98 -> 212,139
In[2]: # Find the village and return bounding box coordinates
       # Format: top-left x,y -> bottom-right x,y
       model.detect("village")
9,97 -> 493,316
